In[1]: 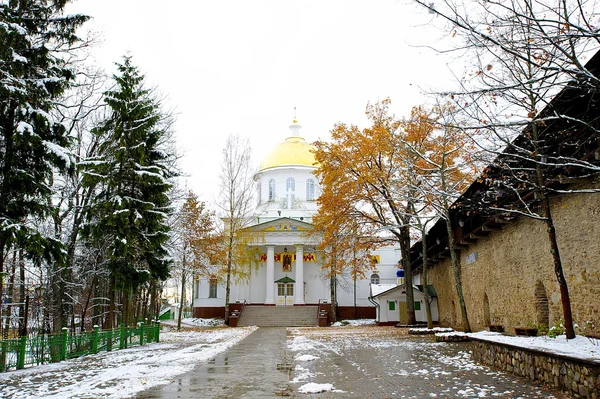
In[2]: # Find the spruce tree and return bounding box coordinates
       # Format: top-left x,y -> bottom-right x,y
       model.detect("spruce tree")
82,56 -> 175,327
0,1 -> 88,295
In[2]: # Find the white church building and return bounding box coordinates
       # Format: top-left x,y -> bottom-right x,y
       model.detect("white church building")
192,120 -> 408,320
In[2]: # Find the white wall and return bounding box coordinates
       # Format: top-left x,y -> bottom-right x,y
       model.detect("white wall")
376,288 -> 439,323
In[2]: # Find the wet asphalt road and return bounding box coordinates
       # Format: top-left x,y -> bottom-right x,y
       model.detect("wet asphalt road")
136,327 -> 291,398
136,327 -> 571,399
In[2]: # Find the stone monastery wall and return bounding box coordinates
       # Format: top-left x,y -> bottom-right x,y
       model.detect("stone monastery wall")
429,189 -> 600,333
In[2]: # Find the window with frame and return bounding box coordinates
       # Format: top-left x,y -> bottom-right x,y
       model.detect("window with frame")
286,177 -> 295,191
268,179 -> 276,201
370,274 -> 380,284
209,276 -> 218,298
256,181 -> 262,206
286,178 -> 295,209
306,179 -> 315,201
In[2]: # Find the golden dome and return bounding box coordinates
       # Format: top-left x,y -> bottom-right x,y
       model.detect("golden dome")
258,135 -> 318,172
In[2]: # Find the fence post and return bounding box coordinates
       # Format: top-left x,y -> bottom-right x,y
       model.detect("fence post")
140,322 -> 145,346
120,323 -> 126,349
107,329 -> 112,352
17,335 -> 27,370
92,325 -> 99,354
155,320 -> 160,343
61,327 -> 68,361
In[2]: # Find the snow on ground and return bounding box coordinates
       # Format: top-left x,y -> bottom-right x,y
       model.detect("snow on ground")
181,317 -> 225,327
159,317 -> 225,328
0,327 -> 257,399
409,327 -> 454,333
288,325 -> 570,398
297,382 -> 337,393
295,354 -> 319,361
452,331 -> 600,363
330,318 -> 375,327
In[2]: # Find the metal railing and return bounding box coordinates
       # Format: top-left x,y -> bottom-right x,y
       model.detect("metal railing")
0,322 -> 160,372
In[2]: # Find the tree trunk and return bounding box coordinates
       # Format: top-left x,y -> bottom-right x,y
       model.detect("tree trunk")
107,274 -> 116,328
0,246 -> 4,339
149,279 -> 158,321
444,210 -> 471,332
225,235 -> 233,322
80,276 -> 97,332
18,250 -> 25,335
400,225 -> 415,325
3,251 -> 16,339
540,193 -> 575,338
177,269 -> 186,330
422,233 -> 433,329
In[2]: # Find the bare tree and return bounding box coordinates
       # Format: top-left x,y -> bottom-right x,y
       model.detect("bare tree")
217,135 -> 256,321
413,0 -> 600,338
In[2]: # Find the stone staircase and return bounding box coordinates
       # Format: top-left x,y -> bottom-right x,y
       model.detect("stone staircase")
237,306 -> 319,327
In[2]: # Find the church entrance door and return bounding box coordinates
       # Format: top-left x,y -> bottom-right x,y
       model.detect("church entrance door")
277,283 -> 294,306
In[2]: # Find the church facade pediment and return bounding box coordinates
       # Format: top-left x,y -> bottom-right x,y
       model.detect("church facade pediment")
248,217 -> 313,233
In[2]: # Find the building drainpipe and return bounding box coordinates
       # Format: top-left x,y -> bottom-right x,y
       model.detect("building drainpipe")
368,296 -> 380,323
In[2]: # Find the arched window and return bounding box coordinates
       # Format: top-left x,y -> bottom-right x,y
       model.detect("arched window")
370,274 -> 380,284
268,179 -> 276,201
306,179 -> 315,201
209,276 -> 218,298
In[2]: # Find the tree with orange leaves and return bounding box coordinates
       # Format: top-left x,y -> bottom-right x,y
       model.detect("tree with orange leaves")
173,190 -> 221,330
311,188 -> 379,320
403,101 -> 480,332
313,98 -> 419,324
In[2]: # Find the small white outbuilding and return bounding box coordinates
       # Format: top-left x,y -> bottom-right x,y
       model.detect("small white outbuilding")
370,284 -> 439,325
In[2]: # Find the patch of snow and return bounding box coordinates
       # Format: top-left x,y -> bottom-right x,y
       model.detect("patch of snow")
295,354 -> 319,361
180,317 -> 225,327
43,141 -> 72,168
467,331 -> 600,363
298,382 -> 335,394
12,50 -> 27,63
370,284 -> 397,296
410,327 -> 454,333
288,335 -> 318,352
16,121 -> 34,135
291,365 -> 314,383
331,319 -> 376,327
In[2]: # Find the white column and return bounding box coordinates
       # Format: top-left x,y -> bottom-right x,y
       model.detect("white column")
295,245 -> 305,305
265,246 -> 275,305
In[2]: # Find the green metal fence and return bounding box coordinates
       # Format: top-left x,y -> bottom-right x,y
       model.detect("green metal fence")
0,322 -> 160,372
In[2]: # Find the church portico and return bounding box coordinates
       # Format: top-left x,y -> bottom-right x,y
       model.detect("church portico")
257,236 -> 315,306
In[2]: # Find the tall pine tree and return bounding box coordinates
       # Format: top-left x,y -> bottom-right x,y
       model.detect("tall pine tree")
81,56 -> 175,328
0,1 -> 88,306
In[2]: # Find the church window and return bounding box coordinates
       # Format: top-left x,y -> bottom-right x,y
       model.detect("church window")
257,181 -> 262,206
209,276 -> 218,298
287,177 -> 295,191
370,274 -> 380,284
286,178 -> 295,209
306,179 -> 315,201
268,179 -> 276,201
414,301 -> 421,311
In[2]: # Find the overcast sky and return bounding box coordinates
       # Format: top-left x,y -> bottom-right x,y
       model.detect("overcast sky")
65,0 -> 458,205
